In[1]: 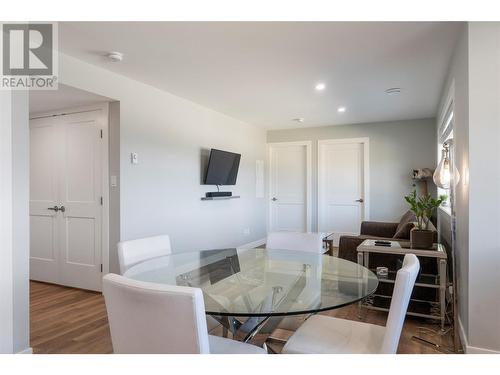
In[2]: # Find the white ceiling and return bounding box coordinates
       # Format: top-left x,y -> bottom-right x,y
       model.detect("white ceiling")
59,22 -> 461,129
29,84 -> 111,115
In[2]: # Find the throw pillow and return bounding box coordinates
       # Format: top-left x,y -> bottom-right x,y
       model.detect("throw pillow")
393,221 -> 415,239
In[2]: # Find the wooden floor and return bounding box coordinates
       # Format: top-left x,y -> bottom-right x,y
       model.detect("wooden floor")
31,281 -> 113,354
30,280 -> 460,354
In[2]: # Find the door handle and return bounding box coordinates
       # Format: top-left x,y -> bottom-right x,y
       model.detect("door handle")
47,206 -> 65,212
271,197 -> 278,201
355,198 -> 364,203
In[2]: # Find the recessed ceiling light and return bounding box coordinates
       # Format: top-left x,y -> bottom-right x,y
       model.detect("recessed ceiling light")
337,107 -> 346,113
315,83 -> 326,91
385,87 -> 401,95
292,118 -> 305,123
106,51 -> 124,62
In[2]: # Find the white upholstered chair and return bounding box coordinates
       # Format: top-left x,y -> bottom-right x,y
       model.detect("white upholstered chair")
282,253 -> 420,354
117,234 -> 220,333
102,273 -> 266,354
265,232 -> 324,253
118,234 -> 172,275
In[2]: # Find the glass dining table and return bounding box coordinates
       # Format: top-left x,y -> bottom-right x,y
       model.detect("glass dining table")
124,248 -> 378,343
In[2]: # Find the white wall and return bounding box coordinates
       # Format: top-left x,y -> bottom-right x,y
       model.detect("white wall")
0,90 -> 30,354
108,102 -> 121,274
466,22 -> 500,353
0,91 -> 14,353
267,118 -> 437,229
441,22 -> 500,354
58,54 -> 267,273
438,23 -> 470,345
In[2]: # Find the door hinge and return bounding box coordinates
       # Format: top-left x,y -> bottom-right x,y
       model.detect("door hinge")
100,264 -> 103,273
100,129 -> 103,138
100,196 -> 103,205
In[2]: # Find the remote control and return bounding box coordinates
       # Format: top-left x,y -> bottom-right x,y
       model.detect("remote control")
374,240 -> 392,246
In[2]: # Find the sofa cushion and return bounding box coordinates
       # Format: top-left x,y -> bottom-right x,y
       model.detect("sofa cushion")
393,221 -> 415,239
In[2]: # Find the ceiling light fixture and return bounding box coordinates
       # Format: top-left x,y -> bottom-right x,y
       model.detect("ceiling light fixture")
385,87 -> 401,95
315,83 -> 326,91
107,51 -> 124,62
292,118 -> 305,123
337,107 -> 346,113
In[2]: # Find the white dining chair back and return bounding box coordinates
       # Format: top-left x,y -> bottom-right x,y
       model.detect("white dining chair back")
102,274 -> 266,354
282,253 -> 420,354
266,232 -> 324,253
380,253 -> 420,353
103,273 -> 209,354
118,234 -> 172,274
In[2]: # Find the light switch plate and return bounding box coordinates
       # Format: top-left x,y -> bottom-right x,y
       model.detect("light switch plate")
131,152 -> 138,164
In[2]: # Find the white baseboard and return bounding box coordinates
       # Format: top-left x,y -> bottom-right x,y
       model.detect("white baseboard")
16,347 -> 33,354
237,238 -> 266,250
458,316 -> 500,354
466,345 -> 500,354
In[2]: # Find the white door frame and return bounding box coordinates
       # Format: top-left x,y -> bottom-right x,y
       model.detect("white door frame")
29,103 -> 110,277
317,137 -> 370,232
267,141 -> 312,232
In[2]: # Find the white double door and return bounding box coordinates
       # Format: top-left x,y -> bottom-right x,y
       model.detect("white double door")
30,109 -> 106,291
318,139 -> 368,244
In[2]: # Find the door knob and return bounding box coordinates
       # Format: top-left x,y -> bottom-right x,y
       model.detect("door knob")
271,197 -> 278,201
355,198 -> 364,203
59,206 -> 66,213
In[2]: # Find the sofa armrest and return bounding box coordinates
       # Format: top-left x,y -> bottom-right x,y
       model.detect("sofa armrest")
338,236 -> 366,263
360,221 -> 399,238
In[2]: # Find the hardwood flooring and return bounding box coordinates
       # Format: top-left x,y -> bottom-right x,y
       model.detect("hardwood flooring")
30,281 -> 113,354
30,280 -> 460,354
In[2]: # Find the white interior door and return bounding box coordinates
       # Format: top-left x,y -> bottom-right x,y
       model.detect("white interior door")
318,139 -> 368,245
30,108 -> 106,291
30,117 -> 60,284
58,112 -> 103,291
268,142 -> 311,232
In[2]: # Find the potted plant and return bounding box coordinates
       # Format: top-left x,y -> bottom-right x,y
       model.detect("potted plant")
404,190 -> 447,249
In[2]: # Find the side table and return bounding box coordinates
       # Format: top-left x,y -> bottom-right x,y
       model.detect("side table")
356,239 -> 447,330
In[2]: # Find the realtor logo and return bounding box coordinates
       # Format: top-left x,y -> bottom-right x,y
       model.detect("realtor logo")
1,22 -> 58,89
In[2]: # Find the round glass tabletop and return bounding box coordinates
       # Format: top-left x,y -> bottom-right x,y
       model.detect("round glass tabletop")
124,248 -> 378,317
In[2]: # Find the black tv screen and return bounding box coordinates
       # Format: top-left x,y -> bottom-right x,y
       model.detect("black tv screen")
204,149 -> 241,185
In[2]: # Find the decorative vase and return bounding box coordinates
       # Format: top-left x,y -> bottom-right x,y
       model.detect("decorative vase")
410,228 -> 434,249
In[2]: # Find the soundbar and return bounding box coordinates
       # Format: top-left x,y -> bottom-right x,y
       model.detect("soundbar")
205,191 -> 232,198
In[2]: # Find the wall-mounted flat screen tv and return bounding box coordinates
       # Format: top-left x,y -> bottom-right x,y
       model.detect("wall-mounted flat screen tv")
204,149 -> 241,185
